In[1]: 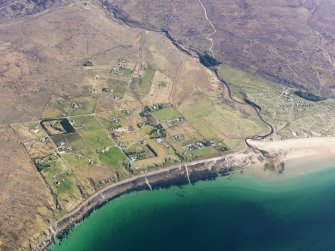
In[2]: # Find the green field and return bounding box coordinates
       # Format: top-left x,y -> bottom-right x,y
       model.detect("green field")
139,64 -> 156,95
74,116 -> 125,168
73,116 -> 116,148
38,155 -> 81,212
62,153 -> 91,169
181,97 -> 266,151
153,106 -> 181,121
218,64 -> 281,100
107,79 -> 128,98
60,116 -> 127,169
98,146 -> 126,169
96,111 -> 128,133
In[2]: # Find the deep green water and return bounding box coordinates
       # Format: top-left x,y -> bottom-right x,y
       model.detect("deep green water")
50,164 -> 335,251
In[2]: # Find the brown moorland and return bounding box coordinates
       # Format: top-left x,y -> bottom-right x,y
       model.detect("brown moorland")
0,126 -> 55,250
101,0 -> 335,97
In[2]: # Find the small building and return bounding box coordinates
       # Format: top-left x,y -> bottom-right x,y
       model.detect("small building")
72,103 -> 81,109
40,137 -> 48,142
30,128 -> 40,134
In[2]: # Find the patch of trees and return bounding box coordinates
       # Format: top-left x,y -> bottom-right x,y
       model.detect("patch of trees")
149,124 -> 166,138
83,60 -> 93,67
126,151 -> 147,160
295,90 -> 325,102
244,98 -> 262,111
36,162 -> 50,172
198,53 -> 221,67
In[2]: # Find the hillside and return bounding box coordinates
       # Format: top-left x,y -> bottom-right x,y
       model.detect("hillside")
101,0 -> 335,97
2,0 -> 334,96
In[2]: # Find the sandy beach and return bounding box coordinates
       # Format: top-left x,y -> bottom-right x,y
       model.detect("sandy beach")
248,137 -> 335,177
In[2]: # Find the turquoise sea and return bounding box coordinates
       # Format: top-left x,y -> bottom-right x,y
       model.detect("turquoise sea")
50,162 -> 335,251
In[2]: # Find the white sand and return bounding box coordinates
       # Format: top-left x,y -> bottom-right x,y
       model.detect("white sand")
249,137 -> 335,161
247,137 -> 335,178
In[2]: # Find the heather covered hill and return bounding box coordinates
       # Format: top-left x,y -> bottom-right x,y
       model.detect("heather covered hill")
101,0 -> 335,97
1,0 -> 334,96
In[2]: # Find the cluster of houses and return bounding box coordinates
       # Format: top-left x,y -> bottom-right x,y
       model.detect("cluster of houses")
56,142 -> 72,154
140,104 -> 170,127
184,140 -> 215,151
251,90 -> 275,103
111,58 -> 128,75
141,104 -> 170,116
296,99 -> 314,107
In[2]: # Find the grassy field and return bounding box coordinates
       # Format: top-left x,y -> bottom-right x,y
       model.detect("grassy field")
107,79 -> 128,98
218,64 -> 335,140
138,64 -> 156,96
219,64 -> 281,100
96,111 -> 129,132
152,106 -> 181,121
38,155 -> 82,213
148,44 -> 169,71
180,96 -> 266,151
133,138 -> 180,171
188,146 -> 218,159
98,146 -> 126,169
62,153 -> 91,169
73,116 -> 115,148
69,116 -> 126,169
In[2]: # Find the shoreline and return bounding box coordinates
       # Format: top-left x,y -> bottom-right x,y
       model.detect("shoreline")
32,154 -> 253,251
33,136 -> 335,250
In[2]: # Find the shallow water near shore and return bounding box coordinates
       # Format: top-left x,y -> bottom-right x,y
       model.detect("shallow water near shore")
50,161 -> 335,251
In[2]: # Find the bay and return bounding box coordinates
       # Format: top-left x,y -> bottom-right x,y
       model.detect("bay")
50,162 -> 335,251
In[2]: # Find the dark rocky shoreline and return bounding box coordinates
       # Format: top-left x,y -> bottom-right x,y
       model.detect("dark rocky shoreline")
32,156 -> 237,250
